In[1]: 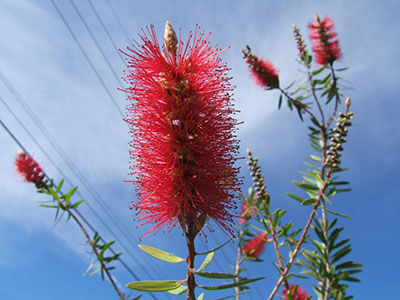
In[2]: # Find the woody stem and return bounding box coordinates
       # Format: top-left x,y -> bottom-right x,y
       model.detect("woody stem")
186,221 -> 196,300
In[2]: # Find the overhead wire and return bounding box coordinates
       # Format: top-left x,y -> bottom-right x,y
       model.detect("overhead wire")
49,0 -> 124,119
104,0 -> 131,44
0,68 -> 170,287
69,0 -> 125,86
0,115 -> 160,299
86,0 -> 127,66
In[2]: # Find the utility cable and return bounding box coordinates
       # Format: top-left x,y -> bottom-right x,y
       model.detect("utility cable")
104,0 -> 131,44
86,0 -> 127,66
49,0 -> 124,119
0,72 -> 168,283
69,0 -> 125,86
0,117 -> 161,299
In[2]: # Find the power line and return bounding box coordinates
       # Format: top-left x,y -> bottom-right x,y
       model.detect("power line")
0,70 -> 168,285
69,0 -> 125,86
0,116 -> 157,298
86,0 -> 127,66
49,0 -> 124,119
104,0 -> 131,44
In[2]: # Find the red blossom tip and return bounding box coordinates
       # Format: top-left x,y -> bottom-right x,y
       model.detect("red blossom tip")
241,232 -> 268,258
243,47 -> 279,89
14,151 -> 45,185
308,15 -> 342,66
124,26 -> 240,237
239,198 -> 255,224
282,284 -> 311,300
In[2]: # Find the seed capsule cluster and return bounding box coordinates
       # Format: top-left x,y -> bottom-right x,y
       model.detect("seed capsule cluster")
293,24 -> 309,64
326,111 -> 354,168
246,149 -> 268,202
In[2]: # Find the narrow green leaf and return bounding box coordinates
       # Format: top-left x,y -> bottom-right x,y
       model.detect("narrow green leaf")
197,292 -> 205,300
309,155 -> 321,162
168,284 -> 187,295
278,94 -> 283,109
198,277 -> 264,290
55,179 -> 64,194
302,198 -> 316,206
287,193 -> 304,203
197,251 -> 214,272
39,204 -> 58,208
195,272 -> 237,279
138,245 -> 185,263
70,199 -> 84,209
90,268 -> 101,276
132,294 -> 142,300
48,187 -> 58,200
326,208 -> 350,219
126,280 -> 182,292
197,238 -> 233,255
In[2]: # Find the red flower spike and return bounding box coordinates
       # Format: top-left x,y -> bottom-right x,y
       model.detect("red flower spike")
242,232 -> 268,258
15,151 -> 45,184
124,23 -> 240,237
282,284 -> 311,300
239,198 -> 255,224
245,53 -> 279,89
308,15 -> 342,66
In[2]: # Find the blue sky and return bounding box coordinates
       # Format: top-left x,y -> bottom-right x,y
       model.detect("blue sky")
1,0 -> 399,299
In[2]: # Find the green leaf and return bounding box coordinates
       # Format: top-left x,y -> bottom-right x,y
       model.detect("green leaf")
197,292 -> 205,300
198,277 -> 264,290
197,251 -> 214,272
293,181 -> 320,191
309,155 -> 321,162
126,280 -> 182,292
70,199 -> 84,209
90,268 -> 101,276
48,187 -> 58,200
197,238 -> 233,255
39,204 -> 58,208
168,284 -> 187,295
287,193 -> 304,203
132,294 -> 142,300
302,198 -> 316,206
195,272 -> 237,279
138,245 -> 185,263
326,208 -> 350,219
55,179 -> 64,194
63,186 -> 78,205
278,94 -> 283,109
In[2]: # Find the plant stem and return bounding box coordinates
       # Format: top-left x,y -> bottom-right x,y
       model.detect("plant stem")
267,168 -> 333,300
55,197 -> 125,300
235,229 -> 245,300
266,214 -> 290,290
186,221 -> 196,300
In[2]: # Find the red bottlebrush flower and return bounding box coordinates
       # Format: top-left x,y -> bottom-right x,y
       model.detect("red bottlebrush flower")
308,15 -> 342,66
282,284 -> 311,300
15,151 -> 45,184
123,23 -> 240,237
242,232 -> 268,258
239,199 -> 255,224
243,47 -> 279,89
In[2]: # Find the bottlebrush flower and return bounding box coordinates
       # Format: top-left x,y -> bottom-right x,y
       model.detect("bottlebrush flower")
308,15 -> 342,66
239,199 -> 255,224
242,232 -> 268,258
282,284 -> 311,300
243,46 -> 279,89
15,151 -> 45,185
123,22 -> 240,237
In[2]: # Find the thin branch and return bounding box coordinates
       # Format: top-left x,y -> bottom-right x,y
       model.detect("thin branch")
267,168 -> 333,300
55,197 -> 125,300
